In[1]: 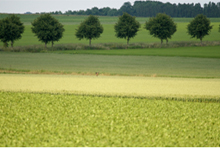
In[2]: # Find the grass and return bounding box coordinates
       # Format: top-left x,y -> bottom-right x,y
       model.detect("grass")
1,52 -> 220,78
0,91 -> 220,147
50,46 -> 220,58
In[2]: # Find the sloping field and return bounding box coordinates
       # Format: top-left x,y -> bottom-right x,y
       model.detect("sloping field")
1,74 -> 220,99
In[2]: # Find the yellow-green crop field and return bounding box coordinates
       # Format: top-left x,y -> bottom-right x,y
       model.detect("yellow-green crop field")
1,74 -> 220,99
1,91 -> 220,147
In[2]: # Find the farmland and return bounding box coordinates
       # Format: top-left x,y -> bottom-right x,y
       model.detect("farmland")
0,14 -> 220,147
1,91 -> 220,147
1,54 -> 220,147
52,46 -> 220,58
1,50 -> 220,78
1,74 -> 220,99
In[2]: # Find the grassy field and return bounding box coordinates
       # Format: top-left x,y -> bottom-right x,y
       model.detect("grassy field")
1,91 -> 220,147
0,14 -> 220,47
1,51 -> 220,78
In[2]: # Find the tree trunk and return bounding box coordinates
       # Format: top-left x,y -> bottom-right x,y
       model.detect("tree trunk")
3,42 -> 8,48
52,41 -> 54,47
11,41 -> 13,48
127,38 -> 130,49
166,39 -> 168,44
200,36 -> 203,45
45,42 -> 47,48
89,39 -> 91,48
161,39 -> 163,45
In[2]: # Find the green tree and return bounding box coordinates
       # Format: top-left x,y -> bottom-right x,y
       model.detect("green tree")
187,14 -> 213,43
114,13 -> 140,47
120,2 -> 134,15
75,15 -> 103,47
0,14 -> 24,47
31,14 -> 65,47
219,25 -> 220,33
145,13 -> 177,44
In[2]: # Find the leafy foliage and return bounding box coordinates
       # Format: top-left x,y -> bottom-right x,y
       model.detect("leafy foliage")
145,13 -> 177,44
187,14 -> 213,43
0,15 -> 24,47
119,2 -> 134,15
114,13 -> 140,46
61,1 -> 220,18
31,14 -> 65,47
75,15 -> 103,46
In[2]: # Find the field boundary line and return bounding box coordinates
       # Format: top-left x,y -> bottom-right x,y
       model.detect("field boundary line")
1,90 -> 220,103
0,69 -> 219,79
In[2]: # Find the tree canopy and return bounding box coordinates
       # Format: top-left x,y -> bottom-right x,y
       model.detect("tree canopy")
75,15 -> 103,46
31,14 -> 65,47
0,14 -> 24,47
145,13 -> 177,44
187,14 -> 213,43
114,13 -> 140,47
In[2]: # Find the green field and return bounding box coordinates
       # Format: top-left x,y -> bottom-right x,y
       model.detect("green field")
1,50 -> 220,78
1,14 -> 220,147
52,46 -> 220,58
0,14 -> 220,47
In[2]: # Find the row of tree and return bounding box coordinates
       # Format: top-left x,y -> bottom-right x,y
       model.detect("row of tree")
47,1 -> 220,17
0,13 -> 219,48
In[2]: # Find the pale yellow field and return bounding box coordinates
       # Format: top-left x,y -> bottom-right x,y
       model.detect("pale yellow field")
1,74 -> 220,99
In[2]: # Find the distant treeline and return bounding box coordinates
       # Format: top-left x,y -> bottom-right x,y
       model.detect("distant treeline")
37,1 -> 220,17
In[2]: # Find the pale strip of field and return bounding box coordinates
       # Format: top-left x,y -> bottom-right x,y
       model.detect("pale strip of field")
1,74 -> 220,98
